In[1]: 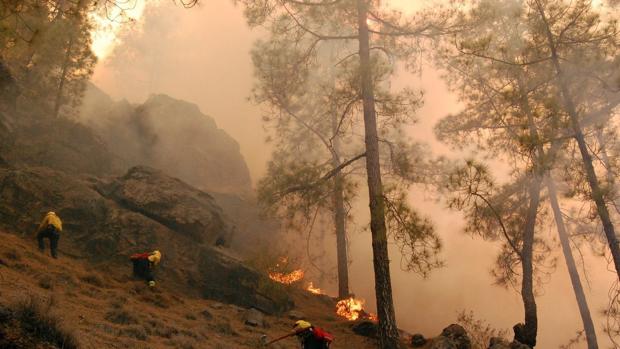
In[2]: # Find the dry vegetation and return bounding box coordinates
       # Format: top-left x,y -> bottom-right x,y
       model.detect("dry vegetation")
0,231 -> 380,348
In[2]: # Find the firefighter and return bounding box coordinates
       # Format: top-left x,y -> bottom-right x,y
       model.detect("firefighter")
130,250 -> 161,287
36,211 -> 63,258
261,320 -> 334,348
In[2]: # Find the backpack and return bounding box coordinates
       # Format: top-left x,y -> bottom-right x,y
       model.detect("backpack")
130,252 -> 150,261
312,327 -> 334,343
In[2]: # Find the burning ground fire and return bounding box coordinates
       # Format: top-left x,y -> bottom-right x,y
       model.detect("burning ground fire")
336,297 -> 378,322
306,282 -> 322,295
268,269 -> 305,284
268,257 -> 305,285
268,258 -> 376,322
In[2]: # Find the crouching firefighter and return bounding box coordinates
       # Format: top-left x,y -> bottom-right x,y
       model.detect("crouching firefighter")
36,211 -> 63,258
130,250 -> 161,287
262,320 -> 333,348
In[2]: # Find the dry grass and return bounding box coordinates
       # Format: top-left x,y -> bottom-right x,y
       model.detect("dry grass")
0,231 -> 380,349
2,296 -> 80,349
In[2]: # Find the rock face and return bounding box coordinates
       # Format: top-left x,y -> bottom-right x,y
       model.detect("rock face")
79,87 -> 252,196
0,112 -> 121,176
99,166 -> 231,245
0,165 -> 289,313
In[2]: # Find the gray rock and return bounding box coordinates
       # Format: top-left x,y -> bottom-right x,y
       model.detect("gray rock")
510,341 -> 531,349
288,310 -> 306,320
79,89 -> 253,196
489,337 -> 511,349
430,336 -> 458,349
351,321 -> 377,338
200,309 -> 213,319
411,333 -> 427,347
101,166 -> 232,245
244,308 -> 265,327
440,324 -> 471,349
210,302 -> 225,309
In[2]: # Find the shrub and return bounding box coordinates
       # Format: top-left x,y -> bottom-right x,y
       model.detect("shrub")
105,309 -> 138,325
37,276 -> 53,290
12,297 -> 79,349
120,326 -> 148,341
79,273 -> 104,287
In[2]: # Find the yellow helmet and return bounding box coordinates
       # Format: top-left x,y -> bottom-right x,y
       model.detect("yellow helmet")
293,320 -> 312,331
148,250 -> 161,265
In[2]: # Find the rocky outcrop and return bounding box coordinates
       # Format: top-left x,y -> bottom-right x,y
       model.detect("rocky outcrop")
440,324 -> 471,349
0,165 -> 289,313
0,113 -> 121,177
422,324 -> 471,349
99,166 -> 231,245
79,86 -> 253,196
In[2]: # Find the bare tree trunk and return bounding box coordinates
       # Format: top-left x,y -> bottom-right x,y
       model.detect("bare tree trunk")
534,0 -> 620,280
595,128 -> 617,192
518,177 -> 541,347
546,177 -> 599,349
357,0 -> 400,347
332,114 -> 349,298
519,73 -> 598,348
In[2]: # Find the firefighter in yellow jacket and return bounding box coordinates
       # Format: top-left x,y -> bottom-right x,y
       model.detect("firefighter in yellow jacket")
36,211 -> 63,258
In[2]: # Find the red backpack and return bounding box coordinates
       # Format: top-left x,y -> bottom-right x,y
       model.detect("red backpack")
130,252 -> 150,261
312,327 -> 334,343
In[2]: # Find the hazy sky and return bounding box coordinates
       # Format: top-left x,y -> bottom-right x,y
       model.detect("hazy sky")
91,1 -> 617,347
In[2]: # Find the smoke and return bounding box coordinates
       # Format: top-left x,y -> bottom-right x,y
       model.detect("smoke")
89,1 -> 618,348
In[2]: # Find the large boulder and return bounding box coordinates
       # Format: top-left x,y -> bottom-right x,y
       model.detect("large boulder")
440,324 -> 471,349
99,166 -> 232,245
351,321 -> 378,338
79,88 -> 253,196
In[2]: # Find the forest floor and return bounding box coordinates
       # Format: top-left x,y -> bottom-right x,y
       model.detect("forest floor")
0,231 -> 385,349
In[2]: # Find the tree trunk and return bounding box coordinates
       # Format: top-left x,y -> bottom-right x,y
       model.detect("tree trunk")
356,0 -> 400,347
332,114 -> 349,298
518,74 -> 598,348
518,176 -> 542,347
595,128 -> 617,196
546,177 -> 599,349
534,0 -> 620,280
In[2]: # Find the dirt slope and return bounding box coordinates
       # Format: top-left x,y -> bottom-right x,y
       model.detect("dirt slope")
0,231 -> 379,349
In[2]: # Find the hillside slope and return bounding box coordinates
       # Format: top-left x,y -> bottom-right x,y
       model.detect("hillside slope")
0,231 -> 380,349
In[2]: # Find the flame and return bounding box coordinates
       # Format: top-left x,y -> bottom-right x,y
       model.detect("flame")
335,297 -> 378,322
306,282 -> 322,295
269,269 -> 305,285
268,257 -> 304,285
88,1 -> 157,60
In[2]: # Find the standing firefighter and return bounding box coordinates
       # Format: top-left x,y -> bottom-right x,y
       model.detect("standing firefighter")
262,320 -> 333,348
130,250 -> 161,287
36,211 -> 63,258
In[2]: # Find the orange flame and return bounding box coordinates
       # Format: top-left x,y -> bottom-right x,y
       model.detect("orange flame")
269,269 -> 305,285
306,282 -> 322,295
335,297 -> 378,322
268,257 -> 304,285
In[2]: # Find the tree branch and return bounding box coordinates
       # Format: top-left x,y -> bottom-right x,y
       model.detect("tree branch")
280,152 -> 366,195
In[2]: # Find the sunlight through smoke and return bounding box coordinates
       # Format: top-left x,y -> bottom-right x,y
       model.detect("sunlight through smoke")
89,1 -> 158,60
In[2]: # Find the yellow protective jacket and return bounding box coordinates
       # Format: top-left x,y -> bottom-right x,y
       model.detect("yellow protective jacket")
37,212 -> 63,233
